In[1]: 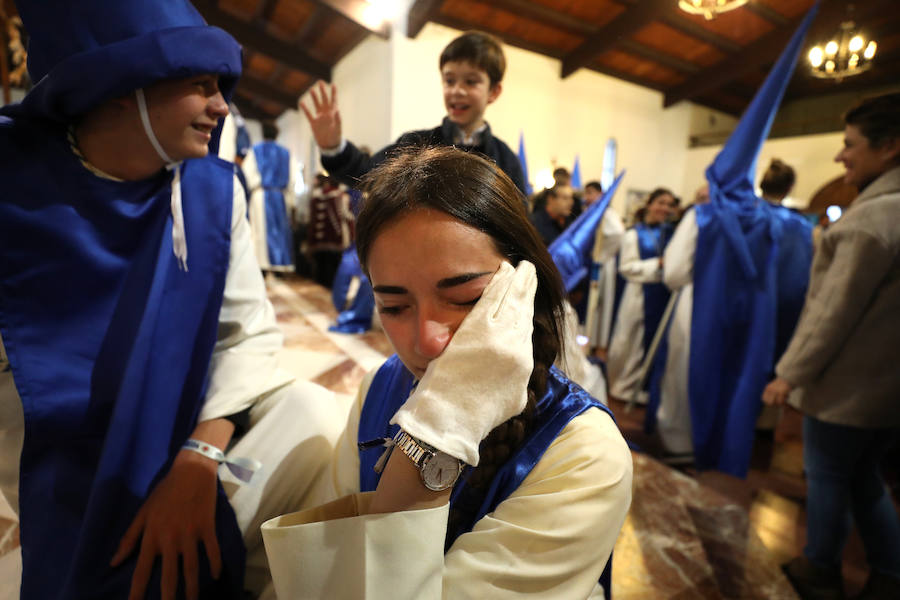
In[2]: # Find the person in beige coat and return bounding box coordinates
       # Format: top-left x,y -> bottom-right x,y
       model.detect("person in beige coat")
763,93 -> 900,600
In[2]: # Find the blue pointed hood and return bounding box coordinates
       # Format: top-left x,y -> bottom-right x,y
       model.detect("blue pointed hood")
549,170 -> 625,292
704,3 -> 818,279
518,131 -> 533,195
571,154 -> 582,189
707,4 -> 818,205
6,0 -> 242,122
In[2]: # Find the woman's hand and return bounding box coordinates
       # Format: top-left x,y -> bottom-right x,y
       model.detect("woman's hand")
299,81 -> 342,150
762,377 -> 794,406
393,261 -> 537,466
111,450 -> 221,600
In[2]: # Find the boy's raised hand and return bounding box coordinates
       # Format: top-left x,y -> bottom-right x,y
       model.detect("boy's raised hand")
300,81 -> 342,150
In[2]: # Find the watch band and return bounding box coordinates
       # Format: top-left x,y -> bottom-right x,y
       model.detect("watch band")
392,430 -> 433,467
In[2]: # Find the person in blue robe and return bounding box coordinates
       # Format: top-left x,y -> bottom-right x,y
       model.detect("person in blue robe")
260,147 -> 632,599
680,6 -> 818,478
0,1 -> 343,598
243,121 -> 296,272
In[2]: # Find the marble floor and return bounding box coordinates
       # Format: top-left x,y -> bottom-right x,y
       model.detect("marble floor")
1,274 -> 888,598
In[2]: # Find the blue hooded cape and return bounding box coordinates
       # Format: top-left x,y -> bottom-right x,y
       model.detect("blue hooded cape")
688,5 -> 816,477
0,0 -> 245,596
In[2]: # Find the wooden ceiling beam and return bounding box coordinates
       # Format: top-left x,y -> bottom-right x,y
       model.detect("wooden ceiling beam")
238,74 -> 299,109
663,0 -> 850,108
432,14 -> 565,60
407,0 -> 442,38
743,1 -> 788,27
310,0 -> 391,38
619,40 -> 700,74
490,0 -> 595,37
194,0 -> 332,81
253,0 -> 279,26
560,0 -> 672,78
658,11 -> 740,54
233,92 -> 282,121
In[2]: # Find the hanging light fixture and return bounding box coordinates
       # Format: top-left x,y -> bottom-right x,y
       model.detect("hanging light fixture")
678,0 -> 749,21
808,16 -> 877,80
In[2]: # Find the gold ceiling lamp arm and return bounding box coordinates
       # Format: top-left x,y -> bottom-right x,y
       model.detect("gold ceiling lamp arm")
677,0 -> 749,21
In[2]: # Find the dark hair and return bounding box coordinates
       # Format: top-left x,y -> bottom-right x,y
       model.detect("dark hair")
356,147 -> 566,544
440,31 -> 506,87
584,181 -> 603,193
548,183 -> 571,198
635,187 -> 674,222
262,120 -> 279,140
759,158 -> 796,199
844,92 -> 900,149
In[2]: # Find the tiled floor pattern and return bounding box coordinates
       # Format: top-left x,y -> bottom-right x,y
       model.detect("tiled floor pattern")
2,274 -> 882,598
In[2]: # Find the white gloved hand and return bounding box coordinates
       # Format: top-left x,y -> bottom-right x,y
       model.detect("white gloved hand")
391,260 -> 537,466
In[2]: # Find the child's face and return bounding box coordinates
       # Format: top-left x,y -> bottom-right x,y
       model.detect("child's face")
144,74 -> 229,161
441,61 -> 501,135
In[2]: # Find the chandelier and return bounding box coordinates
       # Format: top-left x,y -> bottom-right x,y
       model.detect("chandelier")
808,21 -> 877,80
678,0 -> 748,20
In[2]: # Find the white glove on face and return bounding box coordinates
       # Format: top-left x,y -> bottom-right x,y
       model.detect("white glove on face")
391,260 -> 537,466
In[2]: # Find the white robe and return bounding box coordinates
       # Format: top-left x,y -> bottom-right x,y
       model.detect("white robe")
0,180 -> 344,598
584,209 -> 626,350
658,211 -> 697,454
261,367 -> 634,600
606,228 -> 663,403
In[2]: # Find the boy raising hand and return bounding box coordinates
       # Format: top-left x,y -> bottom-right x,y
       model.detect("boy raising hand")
301,31 -> 526,195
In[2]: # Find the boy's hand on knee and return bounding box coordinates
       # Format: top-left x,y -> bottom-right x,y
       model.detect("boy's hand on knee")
110,450 -> 221,600
300,81 -> 342,150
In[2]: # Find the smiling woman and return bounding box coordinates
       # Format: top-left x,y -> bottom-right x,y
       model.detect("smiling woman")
261,147 -> 633,599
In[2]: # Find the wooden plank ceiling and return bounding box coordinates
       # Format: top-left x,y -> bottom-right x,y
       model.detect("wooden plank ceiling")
408,0 -> 900,116
4,1 -> 899,119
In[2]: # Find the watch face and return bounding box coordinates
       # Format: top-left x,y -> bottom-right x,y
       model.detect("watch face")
422,452 -> 462,491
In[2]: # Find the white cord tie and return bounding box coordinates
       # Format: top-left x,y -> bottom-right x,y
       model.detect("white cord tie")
136,88 -> 188,271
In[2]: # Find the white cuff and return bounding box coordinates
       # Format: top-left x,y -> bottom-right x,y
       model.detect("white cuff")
320,138 -> 347,157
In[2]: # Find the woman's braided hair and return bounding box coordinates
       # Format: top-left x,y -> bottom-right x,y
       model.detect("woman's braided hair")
356,146 -> 567,548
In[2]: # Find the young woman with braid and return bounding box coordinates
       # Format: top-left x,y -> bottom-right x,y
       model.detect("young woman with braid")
261,147 -> 632,599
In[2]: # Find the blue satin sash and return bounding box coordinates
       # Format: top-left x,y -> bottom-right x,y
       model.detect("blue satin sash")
357,355 -> 615,595
635,223 -> 673,432
0,116 -> 244,598
634,223 -> 673,353
253,141 -> 293,267
689,201 -> 780,477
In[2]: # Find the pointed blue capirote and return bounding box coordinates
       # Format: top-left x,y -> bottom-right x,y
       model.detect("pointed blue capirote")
549,170 -> 625,292
705,3 -> 819,279
688,4 -> 818,478
517,131 -> 534,195
571,155 -> 582,189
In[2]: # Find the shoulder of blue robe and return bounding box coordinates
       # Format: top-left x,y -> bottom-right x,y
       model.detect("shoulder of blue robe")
688,201 -> 780,478
766,204 -> 814,361
0,117 -> 244,598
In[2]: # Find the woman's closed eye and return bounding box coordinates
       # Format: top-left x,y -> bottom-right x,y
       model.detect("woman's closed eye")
378,304 -> 408,316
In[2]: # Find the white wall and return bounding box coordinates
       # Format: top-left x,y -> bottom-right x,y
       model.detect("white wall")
682,131 -> 845,209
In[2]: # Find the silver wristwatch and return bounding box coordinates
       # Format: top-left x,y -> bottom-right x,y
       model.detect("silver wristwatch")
393,430 -> 465,492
